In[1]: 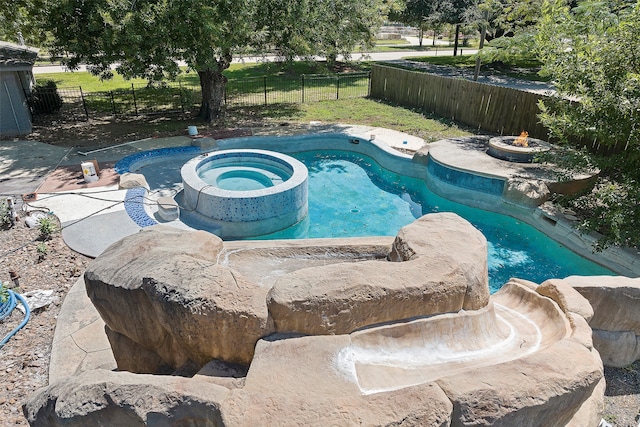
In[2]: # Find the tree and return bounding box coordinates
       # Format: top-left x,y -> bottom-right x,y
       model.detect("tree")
467,0 -> 543,65
439,0 -> 476,56
38,0 -> 388,122
535,0 -> 640,249
261,0 -> 394,64
395,0 -> 443,47
0,0 -> 49,46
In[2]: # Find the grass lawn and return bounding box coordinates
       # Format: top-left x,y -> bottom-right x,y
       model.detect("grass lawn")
35,62 -> 373,92
402,54 -> 547,82
32,97 -> 474,148
218,98 -> 473,143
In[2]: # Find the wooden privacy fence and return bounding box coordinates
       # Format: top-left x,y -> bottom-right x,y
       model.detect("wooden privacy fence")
370,64 -> 550,139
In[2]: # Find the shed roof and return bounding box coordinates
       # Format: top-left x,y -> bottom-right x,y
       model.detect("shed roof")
0,40 -> 39,68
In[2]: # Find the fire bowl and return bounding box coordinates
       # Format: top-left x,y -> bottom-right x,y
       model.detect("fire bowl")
487,136 -> 551,163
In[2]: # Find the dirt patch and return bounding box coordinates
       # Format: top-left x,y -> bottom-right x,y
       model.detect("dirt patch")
0,219 -> 91,425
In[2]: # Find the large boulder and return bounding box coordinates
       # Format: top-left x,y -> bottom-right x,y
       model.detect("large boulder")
503,177 -> 550,207
564,275 -> 640,333
267,213 -> 489,335
84,225 -> 275,373
564,275 -> 640,367
591,329 -> 640,368
23,369 -> 228,426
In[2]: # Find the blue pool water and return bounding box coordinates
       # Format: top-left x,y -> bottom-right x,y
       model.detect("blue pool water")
198,161 -> 289,191
130,148 -> 613,292
256,151 -> 612,291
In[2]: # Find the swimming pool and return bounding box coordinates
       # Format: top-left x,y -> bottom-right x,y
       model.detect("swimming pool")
119,137 -> 614,292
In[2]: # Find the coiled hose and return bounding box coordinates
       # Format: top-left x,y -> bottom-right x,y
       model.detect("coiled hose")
0,290 -> 31,349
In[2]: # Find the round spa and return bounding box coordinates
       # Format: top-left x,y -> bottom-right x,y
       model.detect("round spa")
180,149 -> 308,238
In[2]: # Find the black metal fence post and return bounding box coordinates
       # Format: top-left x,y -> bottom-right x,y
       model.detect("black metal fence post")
336,76 -> 340,99
79,86 -> 89,119
179,81 -> 185,113
109,91 -> 116,114
131,83 -> 138,115
264,76 -> 268,105
301,75 -> 305,103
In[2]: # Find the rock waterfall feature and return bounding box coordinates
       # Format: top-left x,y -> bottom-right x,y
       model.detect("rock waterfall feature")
24,213 -> 606,426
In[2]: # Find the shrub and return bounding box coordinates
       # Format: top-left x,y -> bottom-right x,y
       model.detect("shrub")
29,80 -> 63,114
37,216 -> 59,241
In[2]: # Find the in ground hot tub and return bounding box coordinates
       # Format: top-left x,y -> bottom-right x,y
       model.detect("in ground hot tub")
180,149 -> 308,238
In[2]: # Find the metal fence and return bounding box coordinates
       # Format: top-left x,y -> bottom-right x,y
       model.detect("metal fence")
225,73 -> 371,106
30,72 -> 371,121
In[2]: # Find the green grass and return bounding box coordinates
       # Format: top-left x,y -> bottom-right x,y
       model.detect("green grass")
403,54 -> 548,82
222,98 -> 473,143
36,61 -> 372,91
35,60 -> 474,143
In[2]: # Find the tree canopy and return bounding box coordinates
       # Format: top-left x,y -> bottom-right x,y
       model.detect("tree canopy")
393,0 -> 476,52
33,0 -> 388,121
536,0 -> 640,249
0,0 -> 48,45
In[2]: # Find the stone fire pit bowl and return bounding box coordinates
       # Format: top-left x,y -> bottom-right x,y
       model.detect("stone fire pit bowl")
487,136 -> 552,163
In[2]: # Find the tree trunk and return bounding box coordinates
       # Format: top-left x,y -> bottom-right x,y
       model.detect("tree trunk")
453,24 -> 460,57
198,68 -> 228,123
418,26 -> 423,47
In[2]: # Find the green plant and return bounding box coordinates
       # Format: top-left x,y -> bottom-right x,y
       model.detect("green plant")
36,242 -> 48,261
0,199 -> 12,229
0,281 -> 9,304
29,80 -> 63,114
536,0 -> 640,250
37,216 -> 59,241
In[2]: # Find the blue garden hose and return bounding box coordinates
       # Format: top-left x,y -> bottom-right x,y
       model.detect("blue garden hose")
0,290 -> 31,348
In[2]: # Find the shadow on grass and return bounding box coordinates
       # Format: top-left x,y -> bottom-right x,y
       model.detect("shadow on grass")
26,104 -> 306,149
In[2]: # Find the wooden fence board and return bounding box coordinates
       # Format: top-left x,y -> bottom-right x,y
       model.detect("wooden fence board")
370,64 -> 550,139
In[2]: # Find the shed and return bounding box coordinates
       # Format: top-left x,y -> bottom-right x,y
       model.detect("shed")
0,41 -> 38,137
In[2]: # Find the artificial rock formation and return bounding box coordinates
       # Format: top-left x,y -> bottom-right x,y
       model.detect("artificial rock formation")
23,369 -> 228,426
84,225 -> 274,372
564,275 -> 640,367
25,213 -> 608,426
503,177 -> 550,207
118,172 -> 149,190
267,212 -> 489,335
